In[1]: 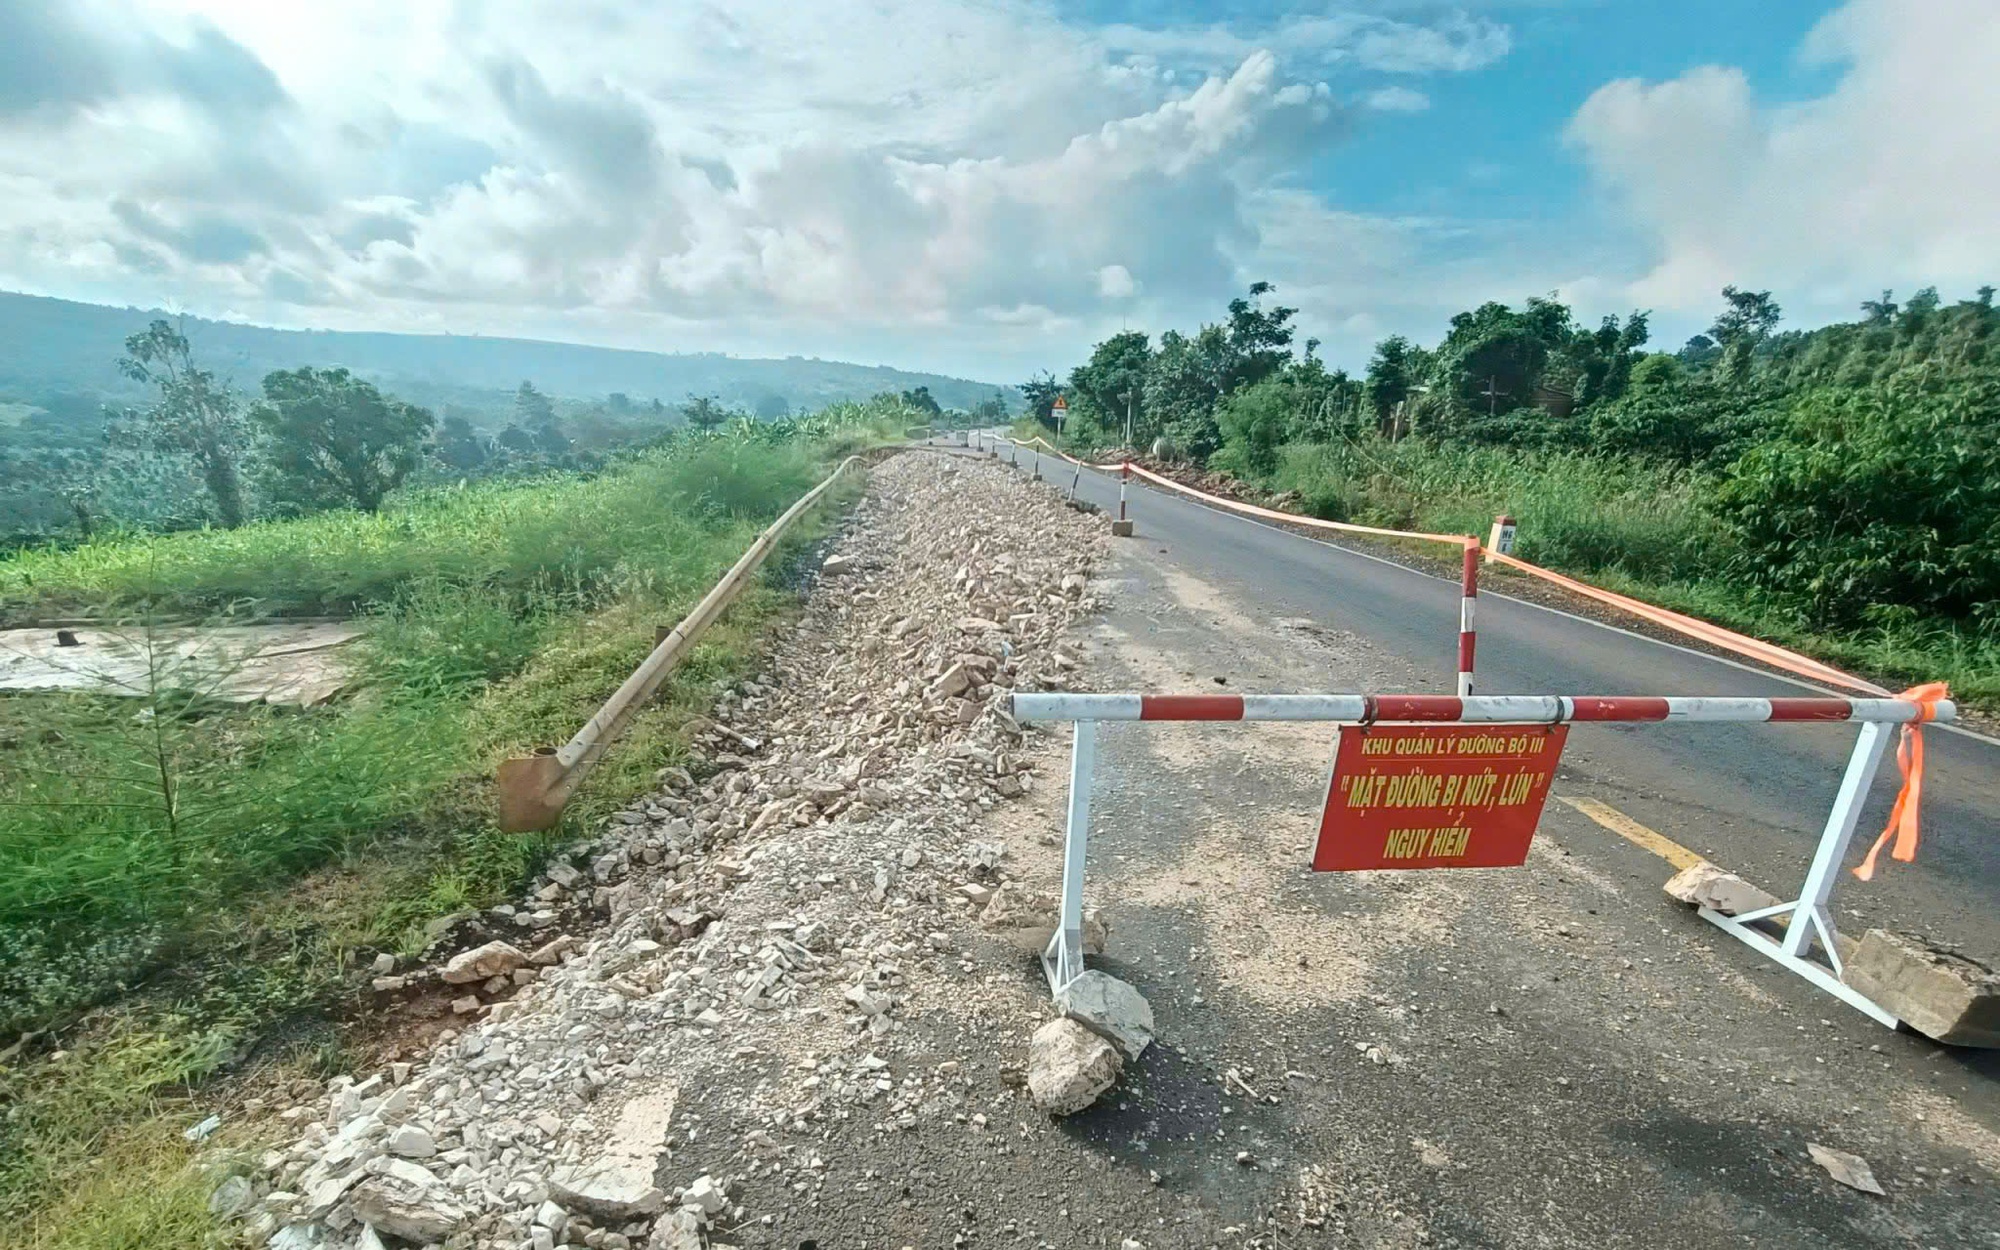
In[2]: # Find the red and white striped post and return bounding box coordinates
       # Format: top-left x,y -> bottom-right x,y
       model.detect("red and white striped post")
1112,462 -> 1134,536
1457,540 -> 1479,697
1010,687 -> 1954,1023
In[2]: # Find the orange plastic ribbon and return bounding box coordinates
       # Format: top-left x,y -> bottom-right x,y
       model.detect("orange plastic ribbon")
1853,682 -> 1950,881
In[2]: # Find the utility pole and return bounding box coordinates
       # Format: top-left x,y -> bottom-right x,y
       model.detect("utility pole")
1482,376 -> 1502,417
1121,389 -> 1135,450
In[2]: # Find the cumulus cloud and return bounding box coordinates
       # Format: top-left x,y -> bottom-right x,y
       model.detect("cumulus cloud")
0,0 -> 1517,375
1568,0 -> 2000,321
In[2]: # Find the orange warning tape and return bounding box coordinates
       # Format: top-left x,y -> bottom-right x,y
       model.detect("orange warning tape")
1483,551 -> 1888,695
1854,681 -> 1950,880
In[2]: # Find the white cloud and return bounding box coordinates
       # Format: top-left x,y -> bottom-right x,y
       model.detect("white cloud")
1364,86 -> 1431,113
0,0 -> 1523,379
1567,0 -> 2000,323
1097,12 -> 1509,77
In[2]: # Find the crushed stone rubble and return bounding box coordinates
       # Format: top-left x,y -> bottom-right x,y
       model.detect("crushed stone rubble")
232,452 -> 1126,1249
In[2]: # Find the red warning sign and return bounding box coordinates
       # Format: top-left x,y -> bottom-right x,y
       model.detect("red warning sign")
1313,724 -> 1567,871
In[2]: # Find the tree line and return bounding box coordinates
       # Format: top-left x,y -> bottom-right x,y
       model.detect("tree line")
1032,282 -> 2000,633
0,322 -> 1020,543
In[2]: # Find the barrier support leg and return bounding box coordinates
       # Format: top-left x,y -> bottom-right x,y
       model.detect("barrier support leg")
1112,463 -> 1135,537
1042,720 -> 1095,997
1698,719 -> 1900,1027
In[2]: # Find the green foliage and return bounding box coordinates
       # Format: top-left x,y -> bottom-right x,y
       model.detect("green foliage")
0,398 -> 895,1233
252,367 -> 436,513
113,321 -> 250,529
1040,279 -> 2000,703
1716,368 -> 2000,627
680,394 -> 733,432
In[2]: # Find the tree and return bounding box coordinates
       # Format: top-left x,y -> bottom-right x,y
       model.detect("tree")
1366,335 -> 1417,434
514,381 -> 555,425
1860,289 -> 1899,326
1214,378 -> 1293,476
753,393 -> 791,420
434,414 -> 489,472
681,395 -> 729,432
1709,286 -> 1782,345
252,367 -> 435,512
1220,281 -> 1297,391
116,319 -> 250,527
900,386 -> 942,417
1019,373 -> 1062,426
1065,331 -> 1151,442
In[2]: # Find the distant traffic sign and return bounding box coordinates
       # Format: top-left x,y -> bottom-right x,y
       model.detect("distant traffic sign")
1313,724 -> 1566,870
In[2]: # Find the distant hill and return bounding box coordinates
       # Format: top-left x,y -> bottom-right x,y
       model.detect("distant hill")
0,290 -> 1012,419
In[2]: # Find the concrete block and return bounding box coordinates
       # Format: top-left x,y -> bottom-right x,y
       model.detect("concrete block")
1110,519 -> 1135,537
1664,861 -> 1780,917
1843,929 -> 2000,1047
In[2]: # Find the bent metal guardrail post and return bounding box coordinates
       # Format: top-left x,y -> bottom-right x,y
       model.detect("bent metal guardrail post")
495,456 -> 862,833
1011,690 -> 1955,1028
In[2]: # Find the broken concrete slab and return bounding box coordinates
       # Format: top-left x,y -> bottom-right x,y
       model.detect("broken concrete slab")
1842,929 -> 2000,1047
1058,970 -> 1153,1060
979,883 -> 1107,957
548,1163 -> 665,1222
1664,861 -> 1781,917
1027,1017 -> 1122,1115
345,1158 -> 467,1243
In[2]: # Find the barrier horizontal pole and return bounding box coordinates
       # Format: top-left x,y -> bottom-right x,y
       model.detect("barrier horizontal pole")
1009,691 -> 1955,726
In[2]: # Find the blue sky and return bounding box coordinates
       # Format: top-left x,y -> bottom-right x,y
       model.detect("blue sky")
1,1 -> 1995,383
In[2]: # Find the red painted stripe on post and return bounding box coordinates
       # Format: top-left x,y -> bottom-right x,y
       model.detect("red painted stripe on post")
1369,694 -> 1464,721
1461,542 -> 1479,597
1764,698 -> 1856,722
1457,632 -> 1476,672
1139,694 -> 1245,721
1567,697 -> 1671,721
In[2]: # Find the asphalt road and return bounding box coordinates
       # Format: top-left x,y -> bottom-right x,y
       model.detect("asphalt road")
986,441 -> 2000,965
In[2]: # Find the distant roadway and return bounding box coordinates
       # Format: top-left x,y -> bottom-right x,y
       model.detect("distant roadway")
981,438 -> 2000,962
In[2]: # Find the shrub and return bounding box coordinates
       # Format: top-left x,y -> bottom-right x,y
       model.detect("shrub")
1716,369 -> 2000,626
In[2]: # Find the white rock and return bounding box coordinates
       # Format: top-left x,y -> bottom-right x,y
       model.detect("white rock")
1027,1018 -> 1122,1115
208,1174 -> 253,1217
650,1209 -> 705,1250
1059,970 -> 1154,1060
1807,1143 -> 1885,1195
549,1164 -> 666,1221
680,1173 -> 727,1216
440,940 -> 530,984
346,1158 -> 466,1243
386,1125 -> 436,1158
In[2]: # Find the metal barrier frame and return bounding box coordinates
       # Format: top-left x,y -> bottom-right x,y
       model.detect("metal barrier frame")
1009,691 -> 1955,1027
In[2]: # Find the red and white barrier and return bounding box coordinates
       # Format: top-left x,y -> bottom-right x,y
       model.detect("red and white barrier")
1010,691 -> 1953,724
1010,687 -> 1953,1027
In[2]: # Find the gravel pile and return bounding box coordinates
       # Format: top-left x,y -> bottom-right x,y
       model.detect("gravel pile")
235,451 -> 1107,1250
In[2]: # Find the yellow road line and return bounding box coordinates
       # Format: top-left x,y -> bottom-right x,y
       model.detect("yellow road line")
1555,795 -> 1706,872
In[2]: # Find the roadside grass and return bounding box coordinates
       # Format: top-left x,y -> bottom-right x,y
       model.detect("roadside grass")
0,416 -> 885,1246
1264,438 -> 1998,705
